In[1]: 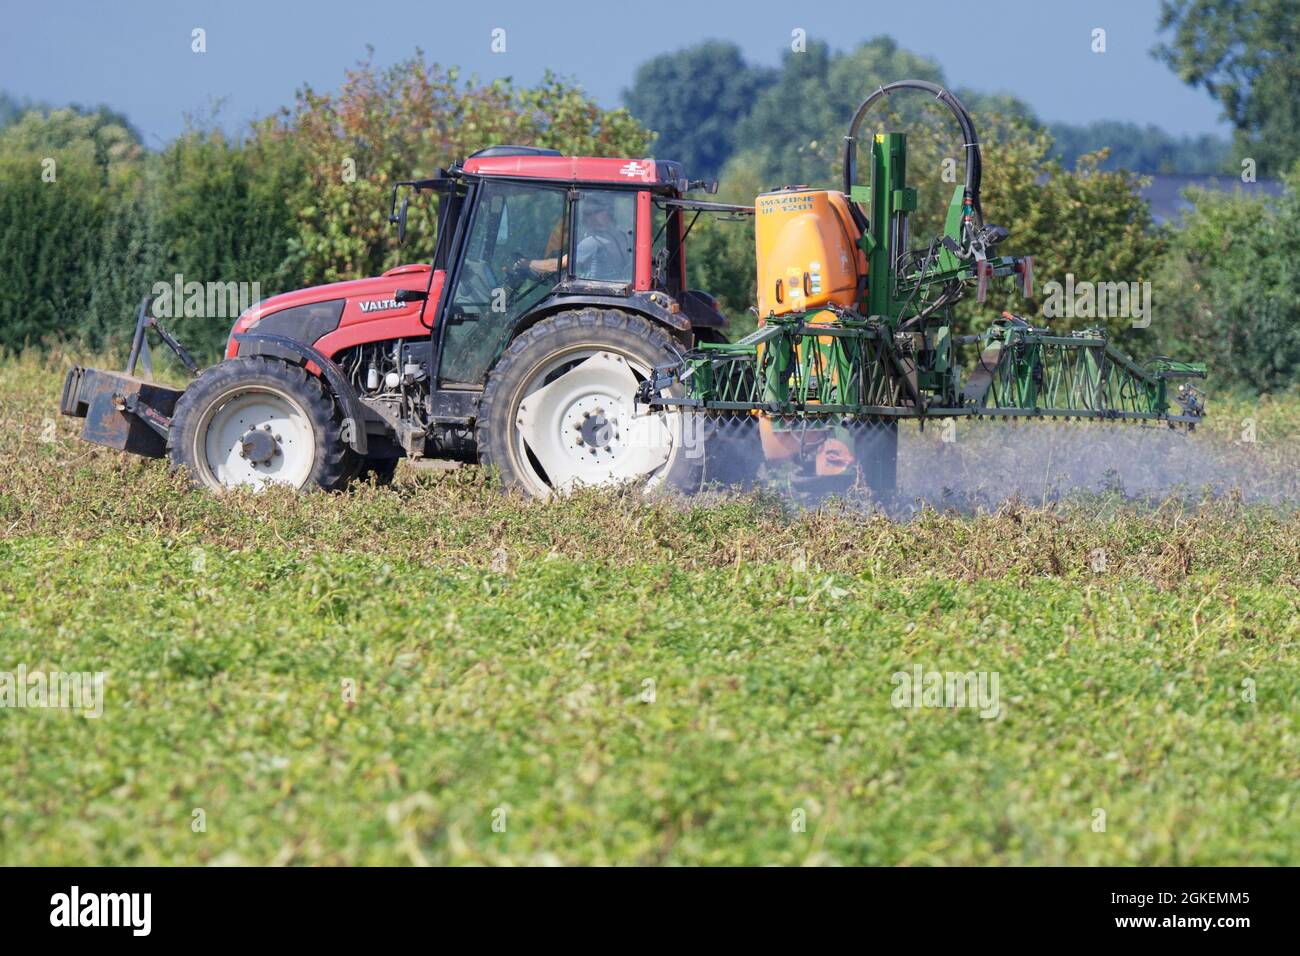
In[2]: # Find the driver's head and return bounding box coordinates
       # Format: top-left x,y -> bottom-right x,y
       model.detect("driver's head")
584,194 -> 616,230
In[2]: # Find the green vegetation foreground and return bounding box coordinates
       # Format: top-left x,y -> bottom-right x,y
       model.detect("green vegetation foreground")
0,354 -> 1296,864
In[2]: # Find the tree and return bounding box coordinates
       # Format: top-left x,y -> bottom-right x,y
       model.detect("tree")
1154,0 -> 1300,176
1153,168 -> 1300,391
0,106 -> 143,170
259,53 -> 652,286
0,105 -> 149,351
0,135 -> 117,349
623,41 -> 775,179
962,129 -> 1164,344
730,37 -> 948,190
148,129 -> 304,357
1048,120 -> 1232,174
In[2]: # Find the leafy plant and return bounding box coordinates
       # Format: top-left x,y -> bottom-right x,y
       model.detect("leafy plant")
260,54 -> 652,287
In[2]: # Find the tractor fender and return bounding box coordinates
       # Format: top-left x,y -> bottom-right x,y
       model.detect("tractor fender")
522,291 -> 692,337
231,332 -> 368,455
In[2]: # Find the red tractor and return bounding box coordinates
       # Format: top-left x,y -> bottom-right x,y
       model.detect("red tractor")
62,146 -> 754,497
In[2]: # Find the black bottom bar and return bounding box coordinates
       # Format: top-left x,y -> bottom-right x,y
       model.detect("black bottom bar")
0,866 -> 1282,943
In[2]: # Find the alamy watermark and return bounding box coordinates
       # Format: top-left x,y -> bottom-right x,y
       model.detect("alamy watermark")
50,886 -> 150,936
891,664 -> 1001,719
1041,273 -> 1151,329
0,665 -> 106,718
150,274 -> 262,320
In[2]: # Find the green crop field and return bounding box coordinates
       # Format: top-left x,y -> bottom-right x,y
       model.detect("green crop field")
0,351 -> 1296,865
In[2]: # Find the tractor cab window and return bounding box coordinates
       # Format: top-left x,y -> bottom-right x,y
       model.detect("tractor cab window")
650,202 -> 684,293
438,180 -> 567,386
570,191 -> 635,284
650,201 -> 669,290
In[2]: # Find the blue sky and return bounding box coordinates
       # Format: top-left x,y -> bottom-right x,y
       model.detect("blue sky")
0,0 -> 1226,146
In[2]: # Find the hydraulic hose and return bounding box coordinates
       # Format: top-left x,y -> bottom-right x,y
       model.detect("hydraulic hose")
842,79 -> 983,229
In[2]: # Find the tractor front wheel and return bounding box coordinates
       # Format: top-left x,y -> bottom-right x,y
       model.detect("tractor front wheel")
168,356 -> 357,492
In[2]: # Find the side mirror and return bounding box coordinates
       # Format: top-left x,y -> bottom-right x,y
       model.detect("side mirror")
686,179 -> 719,194
397,196 -> 411,243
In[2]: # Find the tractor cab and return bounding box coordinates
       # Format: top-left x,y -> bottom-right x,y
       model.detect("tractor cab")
393,146 -> 749,389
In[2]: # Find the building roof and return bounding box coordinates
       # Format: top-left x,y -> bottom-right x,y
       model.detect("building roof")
1140,175 -> 1284,225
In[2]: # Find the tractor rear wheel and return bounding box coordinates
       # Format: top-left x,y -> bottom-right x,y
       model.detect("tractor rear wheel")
168,356 -> 357,492
477,308 -> 701,498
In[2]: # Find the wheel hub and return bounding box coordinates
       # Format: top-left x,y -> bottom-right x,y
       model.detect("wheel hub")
238,426 -> 279,465
579,410 -> 614,448
567,400 -> 622,461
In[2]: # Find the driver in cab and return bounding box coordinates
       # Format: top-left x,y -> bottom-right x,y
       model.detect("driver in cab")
517,194 -> 632,283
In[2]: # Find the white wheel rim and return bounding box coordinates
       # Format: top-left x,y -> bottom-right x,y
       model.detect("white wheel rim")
193,386 -> 316,490
512,349 -> 681,496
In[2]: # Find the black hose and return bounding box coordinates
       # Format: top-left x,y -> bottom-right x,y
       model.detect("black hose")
842,79 -> 983,228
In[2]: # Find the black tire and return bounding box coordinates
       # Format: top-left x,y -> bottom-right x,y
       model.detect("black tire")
168,356 -> 358,492
478,308 -> 702,497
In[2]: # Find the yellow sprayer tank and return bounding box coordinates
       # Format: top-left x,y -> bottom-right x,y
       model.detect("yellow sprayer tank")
755,188 -> 863,317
